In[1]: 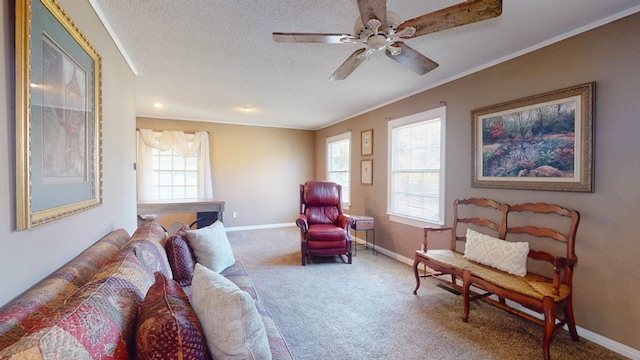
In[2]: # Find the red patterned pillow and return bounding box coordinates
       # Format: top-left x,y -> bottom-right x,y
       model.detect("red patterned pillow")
165,235 -> 196,286
136,272 -> 209,360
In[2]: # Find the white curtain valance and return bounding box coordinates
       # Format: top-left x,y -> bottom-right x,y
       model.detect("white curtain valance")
138,129 -> 203,156
137,129 -> 214,200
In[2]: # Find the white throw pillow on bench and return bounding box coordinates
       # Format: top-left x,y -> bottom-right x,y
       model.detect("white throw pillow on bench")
463,228 -> 529,277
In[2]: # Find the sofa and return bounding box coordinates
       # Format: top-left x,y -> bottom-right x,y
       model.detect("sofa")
0,219 -> 293,359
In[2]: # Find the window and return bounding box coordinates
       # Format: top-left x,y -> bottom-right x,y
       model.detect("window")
326,132 -> 351,206
150,135 -> 198,199
137,129 -> 213,201
388,106 -> 446,226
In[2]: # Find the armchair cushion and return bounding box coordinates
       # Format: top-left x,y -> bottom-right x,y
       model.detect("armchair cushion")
302,181 -> 341,206
305,206 -> 340,224
307,224 -> 348,242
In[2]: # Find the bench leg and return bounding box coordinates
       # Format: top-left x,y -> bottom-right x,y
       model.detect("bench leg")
462,270 -> 472,322
412,259 -> 422,295
542,296 -> 556,360
565,295 -> 579,341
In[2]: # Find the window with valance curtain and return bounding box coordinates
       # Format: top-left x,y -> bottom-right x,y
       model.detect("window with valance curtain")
137,129 -> 213,201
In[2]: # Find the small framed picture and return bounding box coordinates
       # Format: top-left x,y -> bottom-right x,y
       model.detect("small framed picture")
361,159 -> 373,185
361,129 -> 373,156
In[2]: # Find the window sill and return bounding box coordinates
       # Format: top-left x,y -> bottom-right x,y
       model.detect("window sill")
388,214 -> 443,228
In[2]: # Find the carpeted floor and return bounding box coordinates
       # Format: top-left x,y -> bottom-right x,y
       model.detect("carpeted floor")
226,226 -> 627,360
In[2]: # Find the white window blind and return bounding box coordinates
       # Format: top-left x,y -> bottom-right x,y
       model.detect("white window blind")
326,132 -> 351,205
388,107 -> 446,225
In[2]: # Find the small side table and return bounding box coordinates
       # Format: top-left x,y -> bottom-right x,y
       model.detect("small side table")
350,215 -> 377,255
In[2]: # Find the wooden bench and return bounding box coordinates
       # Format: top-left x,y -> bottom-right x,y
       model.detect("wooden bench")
413,198 -> 580,360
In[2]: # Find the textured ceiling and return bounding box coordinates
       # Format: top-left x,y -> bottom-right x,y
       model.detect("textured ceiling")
89,0 -> 640,130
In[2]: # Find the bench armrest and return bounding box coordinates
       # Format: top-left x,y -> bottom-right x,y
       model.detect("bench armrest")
422,226 -> 452,251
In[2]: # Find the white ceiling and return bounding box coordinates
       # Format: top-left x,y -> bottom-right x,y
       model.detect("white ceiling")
89,0 -> 640,130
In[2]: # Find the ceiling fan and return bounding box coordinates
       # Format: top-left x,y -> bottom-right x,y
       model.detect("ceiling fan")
273,0 -> 502,80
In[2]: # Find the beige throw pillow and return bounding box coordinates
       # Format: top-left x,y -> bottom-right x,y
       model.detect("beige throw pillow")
463,228 -> 529,277
191,264 -> 271,360
183,221 -> 236,273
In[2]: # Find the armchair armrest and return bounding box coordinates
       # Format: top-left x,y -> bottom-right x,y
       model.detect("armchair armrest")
296,214 -> 308,233
337,214 -> 354,232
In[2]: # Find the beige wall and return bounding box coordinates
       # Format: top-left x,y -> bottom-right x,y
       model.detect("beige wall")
0,0 -> 138,306
136,118 -> 315,228
1,0 -> 638,354
317,12 -> 640,351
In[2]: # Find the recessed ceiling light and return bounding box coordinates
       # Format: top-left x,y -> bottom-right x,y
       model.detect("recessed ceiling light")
242,106 -> 253,112
153,102 -> 163,108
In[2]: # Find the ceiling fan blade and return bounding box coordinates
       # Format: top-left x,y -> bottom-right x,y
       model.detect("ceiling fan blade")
385,42 -> 438,75
397,0 -> 502,38
330,48 -> 368,81
357,0 -> 387,28
272,32 -> 350,44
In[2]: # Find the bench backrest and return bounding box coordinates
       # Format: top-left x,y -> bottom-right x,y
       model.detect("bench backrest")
449,198 -> 503,252
501,202 -> 580,285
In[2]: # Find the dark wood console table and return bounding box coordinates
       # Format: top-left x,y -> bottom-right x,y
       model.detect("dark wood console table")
137,199 -> 226,223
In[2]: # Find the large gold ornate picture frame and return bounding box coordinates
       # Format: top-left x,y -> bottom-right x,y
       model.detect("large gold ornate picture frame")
15,0 -> 102,230
471,82 -> 594,192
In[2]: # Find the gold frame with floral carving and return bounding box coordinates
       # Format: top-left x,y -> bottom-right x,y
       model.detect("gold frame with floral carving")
15,0 -> 102,230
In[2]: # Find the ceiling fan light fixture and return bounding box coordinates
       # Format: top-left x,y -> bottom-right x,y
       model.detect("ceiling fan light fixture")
368,34 -> 388,51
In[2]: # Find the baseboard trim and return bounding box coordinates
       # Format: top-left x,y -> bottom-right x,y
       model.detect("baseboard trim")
231,223 -> 640,359
225,222 -> 296,232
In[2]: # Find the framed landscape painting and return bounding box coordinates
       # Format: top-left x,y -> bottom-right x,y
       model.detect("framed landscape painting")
471,82 -> 594,192
15,0 -> 102,229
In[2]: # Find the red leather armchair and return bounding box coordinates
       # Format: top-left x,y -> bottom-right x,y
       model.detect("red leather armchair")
296,181 -> 354,266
